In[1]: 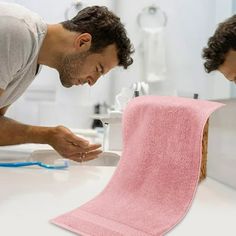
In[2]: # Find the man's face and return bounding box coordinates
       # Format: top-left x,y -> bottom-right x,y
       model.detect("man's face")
218,50 -> 236,83
58,44 -> 119,88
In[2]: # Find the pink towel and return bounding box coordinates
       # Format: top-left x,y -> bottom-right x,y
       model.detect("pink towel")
51,96 -> 223,236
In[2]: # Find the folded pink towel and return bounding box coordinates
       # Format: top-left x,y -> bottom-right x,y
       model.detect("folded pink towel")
52,96 -> 223,236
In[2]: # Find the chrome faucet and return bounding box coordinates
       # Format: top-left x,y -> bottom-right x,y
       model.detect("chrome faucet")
131,81 -> 150,97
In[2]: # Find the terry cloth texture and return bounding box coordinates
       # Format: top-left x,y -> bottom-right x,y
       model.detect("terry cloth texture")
52,96 -> 224,236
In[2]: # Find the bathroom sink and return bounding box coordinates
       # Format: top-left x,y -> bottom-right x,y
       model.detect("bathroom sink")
28,149 -> 121,167
81,151 -> 121,166
0,144 -> 121,167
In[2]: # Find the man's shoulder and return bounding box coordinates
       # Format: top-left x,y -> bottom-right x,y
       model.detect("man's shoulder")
0,15 -> 31,39
0,4 -> 47,82
0,2 -> 40,21
0,3 -> 47,66
0,2 -> 47,39
0,15 -> 37,63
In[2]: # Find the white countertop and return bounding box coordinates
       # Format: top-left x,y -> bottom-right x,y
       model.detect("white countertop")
0,165 -> 236,236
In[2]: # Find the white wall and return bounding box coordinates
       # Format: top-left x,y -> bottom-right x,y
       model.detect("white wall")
111,0 -> 233,101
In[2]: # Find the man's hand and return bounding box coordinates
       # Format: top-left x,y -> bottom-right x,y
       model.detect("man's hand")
48,125 -> 102,162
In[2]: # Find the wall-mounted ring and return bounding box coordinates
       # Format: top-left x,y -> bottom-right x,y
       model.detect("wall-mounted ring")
137,5 -> 167,31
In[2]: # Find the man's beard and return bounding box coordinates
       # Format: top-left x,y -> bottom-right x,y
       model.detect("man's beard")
58,51 -> 90,88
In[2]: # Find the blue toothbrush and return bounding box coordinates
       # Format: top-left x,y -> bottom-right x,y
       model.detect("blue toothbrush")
0,159 -> 69,170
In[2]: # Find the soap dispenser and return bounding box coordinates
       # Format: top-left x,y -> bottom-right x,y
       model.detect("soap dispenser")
115,87 -> 133,111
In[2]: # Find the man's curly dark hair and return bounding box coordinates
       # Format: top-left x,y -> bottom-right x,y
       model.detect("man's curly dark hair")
61,6 -> 134,69
202,15 -> 236,73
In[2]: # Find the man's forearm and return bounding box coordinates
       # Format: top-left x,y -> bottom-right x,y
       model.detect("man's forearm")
0,115 -> 102,161
0,116 -> 52,146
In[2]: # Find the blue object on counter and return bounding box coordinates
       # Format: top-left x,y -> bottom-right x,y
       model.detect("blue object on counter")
0,159 -> 69,170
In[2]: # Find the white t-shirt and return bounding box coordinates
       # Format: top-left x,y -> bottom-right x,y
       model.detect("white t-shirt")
0,2 -> 47,108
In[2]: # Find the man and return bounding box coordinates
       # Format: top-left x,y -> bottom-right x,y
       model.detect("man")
202,14 -> 236,83
0,2 -> 134,162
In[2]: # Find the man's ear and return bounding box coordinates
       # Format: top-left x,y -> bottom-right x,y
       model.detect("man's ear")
74,33 -> 92,52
